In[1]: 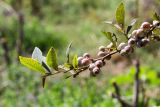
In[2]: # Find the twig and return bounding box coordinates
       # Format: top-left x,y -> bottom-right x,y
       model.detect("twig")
133,60 -> 140,107
112,82 -> 132,107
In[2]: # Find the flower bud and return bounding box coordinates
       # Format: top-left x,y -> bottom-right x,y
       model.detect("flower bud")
140,22 -> 151,30
81,58 -> 90,66
153,20 -> 160,26
92,67 -> 100,75
99,46 -> 106,52
136,40 -> 144,47
83,53 -> 90,58
117,42 -> 126,50
97,51 -> 108,57
107,43 -> 114,49
120,49 -> 127,56
136,29 -> 145,39
141,38 -> 149,46
128,38 -> 136,46
77,57 -> 83,66
89,63 -> 96,71
132,30 -> 137,37
95,60 -> 103,67
124,45 -> 132,53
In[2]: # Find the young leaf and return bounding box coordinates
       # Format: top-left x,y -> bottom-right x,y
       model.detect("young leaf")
102,31 -> 113,42
46,47 -> 58,70
153,12 -> 160,20
19,56 -> 45,74
66,42 -> 72,63
32,47 -> 44,63
116,3 -> 125,28
72,54 -> 78,69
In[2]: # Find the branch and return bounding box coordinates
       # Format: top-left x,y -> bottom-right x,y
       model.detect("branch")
112,82 -> 132,107
133,60 -> 140,107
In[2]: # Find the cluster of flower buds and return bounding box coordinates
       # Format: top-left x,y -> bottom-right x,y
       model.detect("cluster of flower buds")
77,53 -> 91,67
118,21 -> 160,55
89,60 -> 105,76
98,45 -> 112,60
75,20 -> 160,77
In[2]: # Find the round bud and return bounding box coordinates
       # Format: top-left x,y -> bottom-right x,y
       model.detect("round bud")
140,22 -> 151,30
136,29 -> 145,39
97,51 -> 108,57
120,49 -> 127,56
141,38 -> 150,46
132,30 -> 137,37
81,58 -> 90,66
92,67 -> 100,75
95,60 -> 103,67
136,40 -> 144,47
83,53 -> 90,58
117,42 -> 126,50
107,43 -> 114,49
153,20 -> 160,26
124,45 -> 132,53
99,45 -> 106,52
89,63 -> 96,71
77,57 -> 83,66
128,38 -> 136,46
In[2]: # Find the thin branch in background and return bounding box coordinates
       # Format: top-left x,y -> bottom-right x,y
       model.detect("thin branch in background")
0,30 -> 11,65
133,59 -> 140,107
112,82 -> 132,107
16,11 -> 24,60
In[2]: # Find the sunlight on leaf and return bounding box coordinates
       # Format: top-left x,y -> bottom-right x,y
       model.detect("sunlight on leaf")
72,54 -> 78,69
19,56 -> 45,74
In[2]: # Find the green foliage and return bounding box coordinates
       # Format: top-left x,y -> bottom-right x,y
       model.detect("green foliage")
153,12 -> 160,20
19,56 -> 46,74
116,3 -> 125,28
72,54 -> 78,69
46,47 -> 58,71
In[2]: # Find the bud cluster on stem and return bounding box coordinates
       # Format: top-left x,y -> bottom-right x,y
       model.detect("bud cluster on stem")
69,20 -> 160,77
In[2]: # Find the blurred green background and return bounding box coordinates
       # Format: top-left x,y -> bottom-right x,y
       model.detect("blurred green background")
0,0 -> 160,106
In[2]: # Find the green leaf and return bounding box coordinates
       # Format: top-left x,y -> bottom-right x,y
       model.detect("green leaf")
46,47 -> 58,70
64,63 -> 72,69
153,12 -> 160,20
116,3 -> 125,28
72,54 -> 78,69
66,42 -> 72,63
102,31 -> 113,42
19,56 -> 45,74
